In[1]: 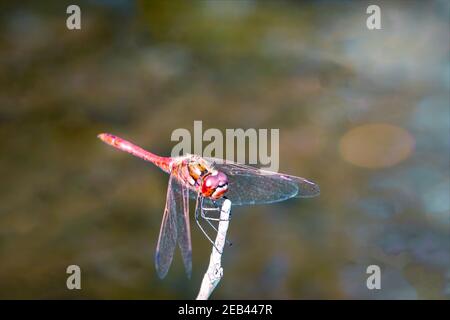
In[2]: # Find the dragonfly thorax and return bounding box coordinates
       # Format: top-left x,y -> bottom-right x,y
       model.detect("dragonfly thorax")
170,155 -> 229,200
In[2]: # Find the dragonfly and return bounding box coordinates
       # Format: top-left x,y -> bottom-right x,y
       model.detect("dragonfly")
98,133 -> 320,279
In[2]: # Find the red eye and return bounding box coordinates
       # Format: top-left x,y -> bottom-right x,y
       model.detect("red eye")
201,172 -> 228,199
202,175 -> 218,194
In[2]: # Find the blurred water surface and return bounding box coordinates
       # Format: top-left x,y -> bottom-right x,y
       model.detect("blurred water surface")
0,1 -> 448,299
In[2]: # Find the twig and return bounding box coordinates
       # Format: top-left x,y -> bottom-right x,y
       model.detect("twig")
196,199 -> 231,300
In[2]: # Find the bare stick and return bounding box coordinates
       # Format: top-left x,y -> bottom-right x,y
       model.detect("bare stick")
196,199 -> 231,300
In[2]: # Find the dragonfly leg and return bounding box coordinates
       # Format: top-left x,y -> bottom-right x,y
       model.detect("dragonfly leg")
195,218 -> 223,254
195,196 -> 223,253
203,213 -> 218,232
201,207 -> 220,211
200,200 -> 233,246
201,208 -> 222,221
201,216 -> 233,247
201,203 -> 232,222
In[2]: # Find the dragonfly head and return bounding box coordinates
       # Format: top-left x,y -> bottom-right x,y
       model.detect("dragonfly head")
201,171 -> 228,200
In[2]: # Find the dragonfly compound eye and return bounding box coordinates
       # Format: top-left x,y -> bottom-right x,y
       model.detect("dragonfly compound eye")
216,172 -> 228,187
202,172 -> 229,199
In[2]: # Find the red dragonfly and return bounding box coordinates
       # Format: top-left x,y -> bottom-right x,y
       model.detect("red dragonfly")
98,133 -> 319,278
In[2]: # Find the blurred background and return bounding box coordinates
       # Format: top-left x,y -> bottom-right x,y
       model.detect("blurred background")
0,0 -> 448,299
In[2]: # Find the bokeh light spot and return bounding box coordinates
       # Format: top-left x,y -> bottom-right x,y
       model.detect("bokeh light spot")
339,124 -> 415,168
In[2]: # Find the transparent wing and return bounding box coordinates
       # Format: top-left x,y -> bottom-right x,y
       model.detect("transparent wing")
176,181 -> 192,278
204,157 -> 320,206
155,174 -> 192,278
171,180 -> 198,201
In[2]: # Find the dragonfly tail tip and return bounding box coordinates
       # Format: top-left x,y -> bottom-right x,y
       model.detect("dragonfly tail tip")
97,133 -> 107,140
